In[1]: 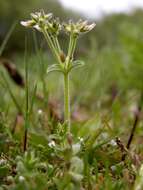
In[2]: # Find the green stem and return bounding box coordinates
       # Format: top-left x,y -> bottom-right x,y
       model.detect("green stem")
43,30 -> 61,64
24,49 -> 29,152
70,36 -> 77,58
64,73 -> 70,133
55,36 -> 61,53
67,34 -> 73,58
0,22 -> 16,57
67,34 -> 77,63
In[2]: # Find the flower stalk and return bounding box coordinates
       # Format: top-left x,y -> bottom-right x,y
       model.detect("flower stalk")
21,10 -> 95,135
64,73 -> 70,132
42,29 -> 61,64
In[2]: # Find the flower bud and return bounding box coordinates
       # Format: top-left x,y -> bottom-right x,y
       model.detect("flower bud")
60,51 -> 66,62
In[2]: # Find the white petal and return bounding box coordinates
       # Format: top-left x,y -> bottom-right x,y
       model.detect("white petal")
88,23 -> 96,30
20,20 -> 34,27
20,21 -> 29,27
31,13 -> 38,20
33,25 -> 42,32
19,176 -> 25,182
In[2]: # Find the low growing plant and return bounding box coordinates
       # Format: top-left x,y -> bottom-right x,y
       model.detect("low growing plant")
21,10 -> 95,136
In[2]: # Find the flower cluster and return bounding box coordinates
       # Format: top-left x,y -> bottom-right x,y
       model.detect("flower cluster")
63,20 -> 96,36
21,10 -> 61,35
21,10 -> 95,37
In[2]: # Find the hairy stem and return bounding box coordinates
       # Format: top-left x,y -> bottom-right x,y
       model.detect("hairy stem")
64,73 -> 70,133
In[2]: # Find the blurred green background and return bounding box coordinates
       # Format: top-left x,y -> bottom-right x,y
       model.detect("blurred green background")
0,0 -> 143,114
1,2 -> 143,189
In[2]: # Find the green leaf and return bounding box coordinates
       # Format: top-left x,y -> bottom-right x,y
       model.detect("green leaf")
70,156 -> 84,174
0,165 -> 9,177
69,60 -> 85,72
47,64 -> 64,74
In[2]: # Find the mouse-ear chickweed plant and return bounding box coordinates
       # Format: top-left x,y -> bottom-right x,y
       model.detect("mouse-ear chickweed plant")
21,10 -> 95,134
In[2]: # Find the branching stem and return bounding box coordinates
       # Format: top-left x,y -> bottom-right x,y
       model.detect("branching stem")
43,30 -> 61,64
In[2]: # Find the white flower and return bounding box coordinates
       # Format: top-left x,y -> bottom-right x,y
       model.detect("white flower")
111,165 -> 116,172
48,140 -> 56,148
19,176 -> 25,182
20,11 -> 55,33
30,12 -> 53,21
85,23 -> 96,31
110,139 -> 117,146
38,109 -> 43,115
63,20 -> 96,36
78,137 -> 84,143
0,159 -> 7,165
72,143 -> 81,154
